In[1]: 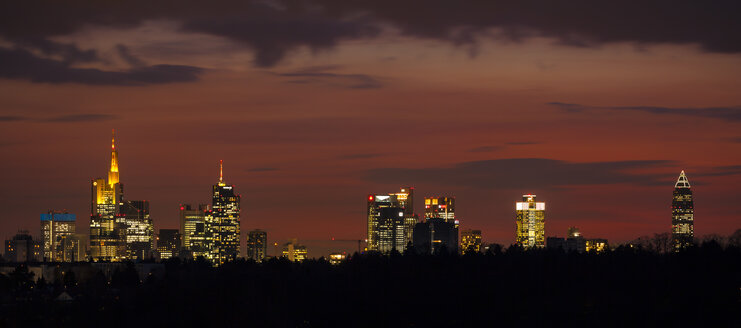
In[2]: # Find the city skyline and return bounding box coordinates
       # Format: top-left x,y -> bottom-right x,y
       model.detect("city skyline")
1,1 -> 740,259
0,131 -> 730,259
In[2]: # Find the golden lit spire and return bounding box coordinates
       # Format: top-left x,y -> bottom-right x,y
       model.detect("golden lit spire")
108,129 -> 120,186
218,160 -> 225,186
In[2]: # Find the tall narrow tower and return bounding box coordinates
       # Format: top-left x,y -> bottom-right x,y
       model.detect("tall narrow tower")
90,130 -> 125,261
515,194 -> 545,249
207,160 -> 241,266
672,171 -> 694,251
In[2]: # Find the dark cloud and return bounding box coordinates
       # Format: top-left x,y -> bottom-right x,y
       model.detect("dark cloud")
277,66 -> 383,89
45,114 -> 118,123
116,44 -> 146,67
365,158 -> 676,189
1,0 -> 738,71
696,165 -> 741,177
548,102 -> 741,121
0,47 -> 203,85
14,38 -> 100,64
0,114 -> 118,123
729,137 -> 741,143
468,146 -> 502,153
0,116 -> 28,122
247,167 -> 279,172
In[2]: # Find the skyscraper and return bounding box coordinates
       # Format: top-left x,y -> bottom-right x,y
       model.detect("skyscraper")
121,200 -> 154,260
207,160 -> 241,266
157,229 -> 181,260
4,231 -> 42,262
90,130 -> 126,261
40,211 -> 76,262
515,194 -> 545,248
180,204 -> 209,258
413,218 -> 458,254
460,229 -> 482,254
424,196 -> 456,223
367,194 -> 407,253
246,229 -> 267,262
367,187 -> 415,252
672,171 -> 694,251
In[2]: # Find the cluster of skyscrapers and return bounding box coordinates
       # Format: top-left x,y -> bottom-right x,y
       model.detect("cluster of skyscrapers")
2,133 -> 698,263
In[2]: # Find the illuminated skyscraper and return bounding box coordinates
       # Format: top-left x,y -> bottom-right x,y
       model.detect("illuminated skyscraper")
180,204 -> 209,258
460,229 -> 482,254
40,211 -> 76,262
367,194 -> 406,253
672,171 -> 694,251
157,229 -> 180,260
206,160 -> 241,266
90,130 -> 126,261
246,229 -> 267,262
515,194 -> 545,248
121,200 -> 154,260
367,187 -> 415,252
424,196 -> 456,224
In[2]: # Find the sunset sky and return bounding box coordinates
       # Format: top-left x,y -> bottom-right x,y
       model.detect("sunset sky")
1,1 -> 740,257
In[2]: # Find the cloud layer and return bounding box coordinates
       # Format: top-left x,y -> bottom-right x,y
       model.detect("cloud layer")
366,158 -> 675,189
548,102 -> 741,121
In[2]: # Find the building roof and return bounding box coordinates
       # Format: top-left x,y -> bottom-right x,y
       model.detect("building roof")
675,170 -> 691,189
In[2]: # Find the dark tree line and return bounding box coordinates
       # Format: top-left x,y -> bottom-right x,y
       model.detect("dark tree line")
1,233 -> 740,328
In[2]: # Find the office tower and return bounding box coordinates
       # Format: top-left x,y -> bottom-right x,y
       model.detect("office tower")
424,196 -> 456,224
90,130 -> 126,261
515,194 -> 545,248
394,187 -> 418,247
672,171 -> 694,251
157,229 -> 181,260
40,211 -> 76,262
4,231 -> 42,262
460,229 -> 482,254
282,238 -> 307,262
413,218 -> 458,254
207,160 -> 241,266
58,234 -> 86,262
180,204 -> 209,258
246,229 -> 268,262
367,188 -> 415,252
121,200 -> 154,260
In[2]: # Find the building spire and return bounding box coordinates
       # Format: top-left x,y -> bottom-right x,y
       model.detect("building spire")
108,129 -> 120,186
674,170 -> 690,189
218,160 -> 225,186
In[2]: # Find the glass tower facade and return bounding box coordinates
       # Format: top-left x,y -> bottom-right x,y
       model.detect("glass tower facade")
40,211 -> 76,262
367,187 -> 416,252
207,160 -> 241,266
246,229 -> 267,262
672,171 -> 694,251
515,194 -> 545,248
121,200 -> 154,260
180,204 -> 209,258
90,131 -> 125,261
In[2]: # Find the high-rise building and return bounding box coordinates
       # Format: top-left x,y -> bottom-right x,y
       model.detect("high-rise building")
246,229 -> 267,262
40,211 -> 76,262
282,239 -> 307,262
180,204 -> 209,258
424,196 -> 456,224
4,231 -> 42,262
328,252 -> 347,265
90,130 -> 126,261
206,160 -> 241,266
367,188 -> 415,253
515,194 -> 545,249
672,171 -> 694,251
413,218 -> 458,254
394,187 -> 418,247
460,229 -> 482,254
58,234 -> 86,262
157,229 -> 181,260
121,200 -> 154,260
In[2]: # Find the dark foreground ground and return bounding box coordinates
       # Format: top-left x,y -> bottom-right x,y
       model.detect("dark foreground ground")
1,243 -> 739,328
